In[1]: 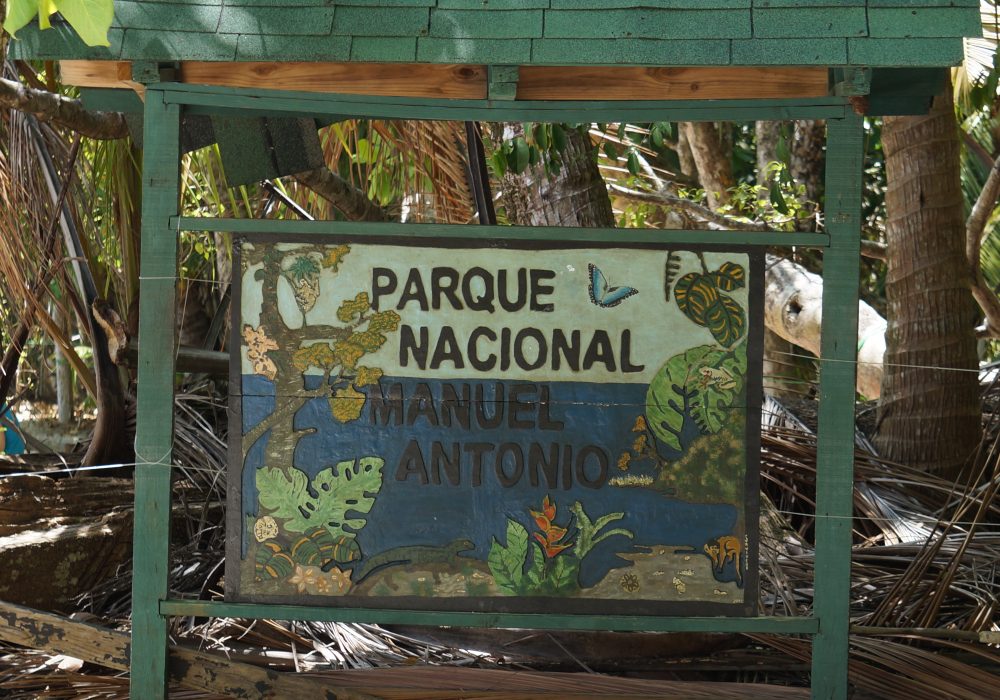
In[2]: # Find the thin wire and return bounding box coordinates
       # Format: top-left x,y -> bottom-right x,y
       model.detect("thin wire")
775,349 -> 988,374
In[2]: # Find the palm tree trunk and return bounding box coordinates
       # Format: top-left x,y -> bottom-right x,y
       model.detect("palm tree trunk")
488,124 -> 614,228
877,87 -> 981,478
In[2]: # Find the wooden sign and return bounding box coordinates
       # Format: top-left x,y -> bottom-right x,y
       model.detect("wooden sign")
228,235 -> 762,616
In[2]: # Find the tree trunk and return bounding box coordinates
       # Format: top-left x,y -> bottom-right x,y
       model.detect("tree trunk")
489,124 -> 614,228
764,255 -> 886,400
755,121 -> 781,187
790,120 -> 826,206
681,122 -> 734,209
877,88 -> 982,478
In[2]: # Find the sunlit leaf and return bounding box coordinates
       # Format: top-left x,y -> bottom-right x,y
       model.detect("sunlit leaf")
53,0 -> 113,47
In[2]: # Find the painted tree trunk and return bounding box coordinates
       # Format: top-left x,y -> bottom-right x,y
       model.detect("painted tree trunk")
878,88 -> 982,478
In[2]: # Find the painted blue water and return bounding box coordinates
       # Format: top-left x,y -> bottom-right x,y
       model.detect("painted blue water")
240,375 -> 743,586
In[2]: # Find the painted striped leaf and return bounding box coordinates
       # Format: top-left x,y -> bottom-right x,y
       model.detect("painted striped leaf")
674,271 -> 745,348
709,262 -> 746,292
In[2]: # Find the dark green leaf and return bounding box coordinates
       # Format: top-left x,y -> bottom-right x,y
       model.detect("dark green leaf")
528,145 -> 540,167
603,142 -> 619,161
626,150 -> 640,176
534,123 -> 549,150
551,124 -> 567,151
770,180 -> 788,214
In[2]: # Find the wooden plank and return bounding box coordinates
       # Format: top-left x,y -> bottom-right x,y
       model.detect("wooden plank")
60,60 -> 144,97
161,600 -> 821,634
131,89 -> 181,700
59,61 -> 829,102
517,66 -> 828,101
180,61 -> 488,99
810,112 -> 864,700
0,600 -> 130,670
0,601 -> 380,700
173,216 -> 829,248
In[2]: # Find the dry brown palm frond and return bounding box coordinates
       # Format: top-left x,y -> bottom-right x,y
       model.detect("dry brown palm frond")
278,119 -> 474,223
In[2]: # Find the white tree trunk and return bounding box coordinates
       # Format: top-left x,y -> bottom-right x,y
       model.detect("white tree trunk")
764,255 -> 886,399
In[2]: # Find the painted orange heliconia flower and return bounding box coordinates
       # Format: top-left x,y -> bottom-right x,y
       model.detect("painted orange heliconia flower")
529,495 -> 573,558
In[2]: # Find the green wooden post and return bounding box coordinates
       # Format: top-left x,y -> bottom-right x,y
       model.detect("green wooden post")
811,112 -> 864,699
131,89 -> 181,700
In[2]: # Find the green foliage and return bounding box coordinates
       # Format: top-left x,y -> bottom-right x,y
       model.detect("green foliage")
4,0 -> 113,46
488,499 -> 634,596
489,123 -> 586,177
654,410 -> 746,505
257,458 -> 384,539
488,519 -> 528,594
646,343 -> 746,450
569,502 -> 633,561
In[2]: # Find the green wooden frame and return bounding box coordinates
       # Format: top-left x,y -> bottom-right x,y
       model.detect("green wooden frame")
134,84 -> 861,699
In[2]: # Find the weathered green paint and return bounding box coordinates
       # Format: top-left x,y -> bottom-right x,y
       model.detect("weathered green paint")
487,65 -> 519,101
8,1 -> 978,66
158,83 -> 852,123
811,113 -> 864,700
161,599 -> 820,634
174,216 -> 830,248
131,90 -> 180,700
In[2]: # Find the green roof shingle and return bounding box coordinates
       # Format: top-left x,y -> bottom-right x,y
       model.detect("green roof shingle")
9,0 -> 981,67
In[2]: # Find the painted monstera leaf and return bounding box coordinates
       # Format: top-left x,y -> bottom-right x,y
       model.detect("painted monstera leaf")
674,262 -> 747,348
691,341 -> 746,434
646,344 -> 746,450
257,457 -> 384,539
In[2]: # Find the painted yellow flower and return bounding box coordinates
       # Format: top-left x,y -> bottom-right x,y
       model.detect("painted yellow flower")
288,565 -> 320,593
326,567 -> 352,595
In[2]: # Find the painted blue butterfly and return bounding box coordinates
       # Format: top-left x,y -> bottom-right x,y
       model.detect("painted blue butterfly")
588,263 -> 638,308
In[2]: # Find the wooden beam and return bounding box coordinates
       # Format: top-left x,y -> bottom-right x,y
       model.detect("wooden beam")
0,600 -> 380,700
182,62 -> 488,99
59,61 -> 830,102
59,60 -> 144,97
518,66 -> 828,101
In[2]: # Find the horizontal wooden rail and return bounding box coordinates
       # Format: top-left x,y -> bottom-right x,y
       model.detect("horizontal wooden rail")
173,217 -> 829,248
161,83 -> 849,122
61,61 -> 829,102
161,600 -> 820,634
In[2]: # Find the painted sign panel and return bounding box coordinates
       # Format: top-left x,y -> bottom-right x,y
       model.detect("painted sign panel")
228,235 -> 762,617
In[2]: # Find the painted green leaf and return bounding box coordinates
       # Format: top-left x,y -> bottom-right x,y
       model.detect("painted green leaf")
570,501 -> 633,561
672,272 -> 706,325
53,0 -> 113,47
703,294 -> 746,348
488,519 -> 527,594
257,457 -> 384,539
674,272 -> 746,348
691,341 -> 746,434
550,554 -> 578,592
523,542 -> 545,590
647,345 -> 715,450
709,262 -> 746,292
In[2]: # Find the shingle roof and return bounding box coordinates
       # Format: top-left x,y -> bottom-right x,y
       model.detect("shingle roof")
9,0 -> 982,67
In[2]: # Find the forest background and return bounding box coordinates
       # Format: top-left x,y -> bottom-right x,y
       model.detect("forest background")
3,1 -> 1000,694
